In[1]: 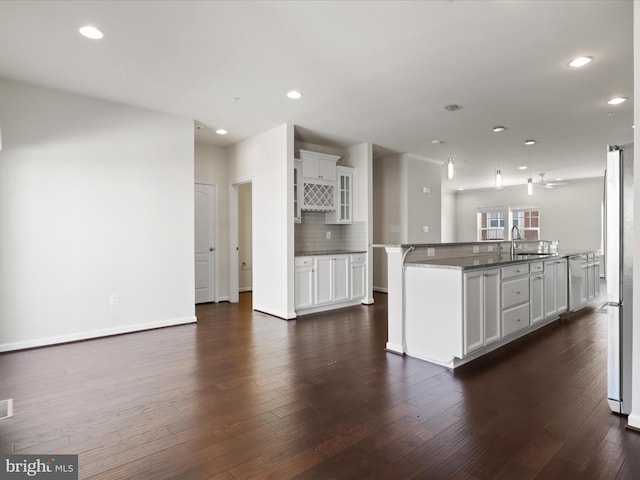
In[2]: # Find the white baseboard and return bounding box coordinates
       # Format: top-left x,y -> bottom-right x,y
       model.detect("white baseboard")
628,413 -> 640,430
0,315 -> 197,353
373,286 -> 388,293
238,288 -> 253,293
253,304 -> 297,320
217,296 -> 231,302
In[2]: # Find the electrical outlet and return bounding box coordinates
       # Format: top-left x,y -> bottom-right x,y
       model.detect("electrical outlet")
109,294 -> 119,307
326,231 -> 331,240
422,226 -> 429,233
427,248 -> 435,257
422,186 -> 431,194
473,246 -> 479,253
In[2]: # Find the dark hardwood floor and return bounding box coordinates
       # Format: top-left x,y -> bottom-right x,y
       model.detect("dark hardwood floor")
1,292 -> 638,479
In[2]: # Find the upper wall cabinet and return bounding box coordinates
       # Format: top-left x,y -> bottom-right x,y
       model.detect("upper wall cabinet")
325,166 -> 353,224
300,149 -> 339,182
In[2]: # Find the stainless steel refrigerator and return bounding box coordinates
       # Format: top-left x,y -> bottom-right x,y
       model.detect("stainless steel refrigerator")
605,143 -> 633,415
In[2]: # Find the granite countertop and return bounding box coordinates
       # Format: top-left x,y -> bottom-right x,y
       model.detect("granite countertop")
295,250 -> 366,257
406,250 -> 599,271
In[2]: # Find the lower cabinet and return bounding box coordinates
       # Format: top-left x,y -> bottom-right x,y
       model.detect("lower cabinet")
350,253 -> 366,300
501,263 -> 530,337
544,258 -> 568,319
295,253 -> 366,313
315,255 -> 350,305
463,268 -> 500,355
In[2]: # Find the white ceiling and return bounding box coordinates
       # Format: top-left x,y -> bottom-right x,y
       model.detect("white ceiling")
0,0 -> 633,190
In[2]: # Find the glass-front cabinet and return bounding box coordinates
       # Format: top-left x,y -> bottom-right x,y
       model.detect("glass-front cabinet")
326,166 -> 353,224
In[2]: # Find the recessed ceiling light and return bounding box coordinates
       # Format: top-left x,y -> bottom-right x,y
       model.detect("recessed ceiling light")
524,140 -> 536,145
518,166 -> 528,170
79,25 -> 104,40
216,129 -> 228,135
608,97 -> 628,105
431,139 -> 445,144
493,126 -> 506,132
569,56 -> 593,67
287,90 -> 303,100
444,104 -> 461,112
458,188 -> 465,191
556,178 -> 564,181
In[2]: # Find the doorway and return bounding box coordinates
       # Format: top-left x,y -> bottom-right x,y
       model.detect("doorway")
229,180 -> 253,304
194,183 -> 216,304
238,183 -> 253,292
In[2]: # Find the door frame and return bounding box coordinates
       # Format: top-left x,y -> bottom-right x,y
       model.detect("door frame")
195,182 -> 218,304
229,178 -> 252,304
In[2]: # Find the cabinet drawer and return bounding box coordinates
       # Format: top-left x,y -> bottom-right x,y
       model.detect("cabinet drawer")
295,256 -> 314,267
503,303 -> 530,336
502,277 -> 530,309
530,262 -> 544,274
350,253 -> 366,264
502,263 -> 529,279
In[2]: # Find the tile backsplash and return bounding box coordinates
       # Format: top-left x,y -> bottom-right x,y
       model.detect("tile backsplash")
295,211 -> 366,252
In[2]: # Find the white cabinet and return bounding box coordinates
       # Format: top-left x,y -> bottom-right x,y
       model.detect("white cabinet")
326,166 -> 353,224
294,257 -> 314,309
501,264 -> 530,337
544,258 -> 568,319
296,253 -> 366,313
350,253 -> 366,300
530,267 -> 545,325
463,268 -> 500,355
587,253 -> 600,301
300,149 -> 338,181
315,255 -> 350,305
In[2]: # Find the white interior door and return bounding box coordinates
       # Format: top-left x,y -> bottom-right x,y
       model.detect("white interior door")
195,184 -> 216,304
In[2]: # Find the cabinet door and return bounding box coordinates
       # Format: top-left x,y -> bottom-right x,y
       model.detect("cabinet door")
530,273 -> 545,324
295,265 -> 314,310
463,271 -> 484,354
339,171 -> 352,223
483,269 -> 501,345
302,157 -> 336,181
318,159 -> 337,181
333,255 -> 350,303
544,261 -> 557,318
351,262 -> 366,300
315,256 -> 333,305
556,259 -> 568,313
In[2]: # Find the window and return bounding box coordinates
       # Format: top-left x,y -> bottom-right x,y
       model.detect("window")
510,208 -> 540,240
478,208 -> 505,241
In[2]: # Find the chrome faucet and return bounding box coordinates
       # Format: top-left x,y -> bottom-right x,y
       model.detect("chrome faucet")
510,225 -> 522,256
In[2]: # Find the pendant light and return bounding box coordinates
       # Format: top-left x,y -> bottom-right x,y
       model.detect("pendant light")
447,155 -> 455,179
495,169 -> 503,188
525,139 -> 536,195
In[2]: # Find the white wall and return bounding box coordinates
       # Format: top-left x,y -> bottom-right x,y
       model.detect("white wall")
0,77 -> 195,351
194,143 -> 230,300
228,123 -> 294,318
346,143 -> 374,303
372,153 -> 442,291
455,178 -> 603,252
405,154 -> 442,243
441,190 -> 457,243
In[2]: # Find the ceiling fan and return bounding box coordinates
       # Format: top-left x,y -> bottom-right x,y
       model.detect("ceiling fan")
535,172 -> 567,189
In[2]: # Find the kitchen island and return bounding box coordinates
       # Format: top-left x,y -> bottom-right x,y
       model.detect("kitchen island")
375,242 -> 599,368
